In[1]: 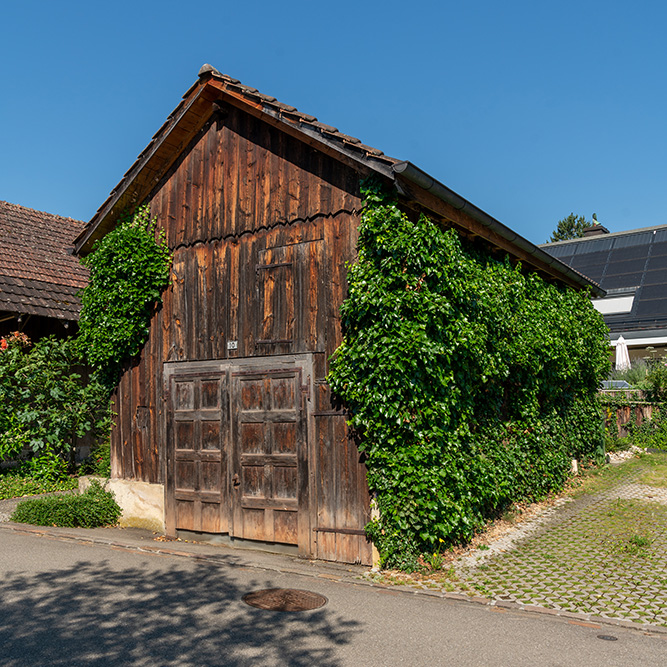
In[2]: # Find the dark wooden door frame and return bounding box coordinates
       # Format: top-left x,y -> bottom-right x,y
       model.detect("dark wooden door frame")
163,354 -> 315,557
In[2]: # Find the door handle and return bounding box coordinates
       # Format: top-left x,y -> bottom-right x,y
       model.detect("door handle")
232,474 -> 240,488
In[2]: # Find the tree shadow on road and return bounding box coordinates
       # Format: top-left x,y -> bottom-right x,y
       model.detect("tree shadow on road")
0,556 -> 361,666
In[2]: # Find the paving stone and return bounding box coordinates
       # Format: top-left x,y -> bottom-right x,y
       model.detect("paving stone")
441,461 -> 667,627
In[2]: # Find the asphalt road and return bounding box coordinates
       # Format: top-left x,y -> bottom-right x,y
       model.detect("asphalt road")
0,530 -> 664,666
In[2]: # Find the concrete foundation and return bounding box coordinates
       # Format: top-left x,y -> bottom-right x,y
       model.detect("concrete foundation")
79,477 -> 165,532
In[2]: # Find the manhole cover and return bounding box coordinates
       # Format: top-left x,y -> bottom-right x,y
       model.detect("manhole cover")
242,588 -> 327,612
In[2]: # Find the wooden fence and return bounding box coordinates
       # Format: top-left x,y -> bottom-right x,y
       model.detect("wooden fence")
600,389 -> 655,438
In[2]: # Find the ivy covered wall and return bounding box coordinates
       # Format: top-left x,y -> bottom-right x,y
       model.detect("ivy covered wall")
328,181 -> 610,569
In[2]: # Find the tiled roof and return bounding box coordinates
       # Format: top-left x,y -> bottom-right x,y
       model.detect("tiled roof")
198,65 -> 399,168
0,201 -> 89,320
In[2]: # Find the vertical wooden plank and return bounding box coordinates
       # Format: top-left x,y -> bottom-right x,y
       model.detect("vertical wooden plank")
131,360 -> 143,480
172,250 -> 186,360
182,145 -> 194,243
257,119 -> 272,229
268,118 -> 283,224
169,153 -> 184,249
315,416 -> 335,561
194,245 -> 208,360
296,370 -> 310,556
110,391 -> 121,479
228,241 -> 240,358
244,113 -> 257,233
211,241 -> 225,359
212,120 -> 223,239
230,371 -> 243,539
120,369 -> 133,479
196,125 -> 208,241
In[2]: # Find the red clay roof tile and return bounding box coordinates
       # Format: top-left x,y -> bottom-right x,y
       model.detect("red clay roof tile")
0,201 -> 88,320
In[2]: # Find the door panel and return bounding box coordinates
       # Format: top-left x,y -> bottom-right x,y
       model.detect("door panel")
168,372 -> 228,534
230,367 -> 307,546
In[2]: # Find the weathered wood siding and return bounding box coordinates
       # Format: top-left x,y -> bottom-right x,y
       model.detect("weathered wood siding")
111,104 -> 372,563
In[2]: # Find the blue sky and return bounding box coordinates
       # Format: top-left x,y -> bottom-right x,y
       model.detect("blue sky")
2,0 -> 666,244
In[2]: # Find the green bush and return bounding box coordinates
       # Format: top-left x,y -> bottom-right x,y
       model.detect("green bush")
639,359 -> 667,403
80,441 -> 111,477
0,332 -> 111,461
329,180 -> 610,569
603,357 -> 667,451
624,407 -> 667,451
11,480 -> 121,528
608,359 -> 649,386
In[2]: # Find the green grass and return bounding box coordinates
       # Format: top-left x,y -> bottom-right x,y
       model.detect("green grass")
0,469 -> 78,500
638,466 -> 667,488
568,451 -> 667,497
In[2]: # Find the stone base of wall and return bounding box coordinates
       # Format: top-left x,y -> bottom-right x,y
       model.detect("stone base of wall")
79,477 -> 165,533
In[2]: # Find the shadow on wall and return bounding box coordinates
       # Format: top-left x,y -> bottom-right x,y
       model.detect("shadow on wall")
0,557 -> 361,666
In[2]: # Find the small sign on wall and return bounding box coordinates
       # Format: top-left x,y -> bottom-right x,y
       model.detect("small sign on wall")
227,340 -> 238,351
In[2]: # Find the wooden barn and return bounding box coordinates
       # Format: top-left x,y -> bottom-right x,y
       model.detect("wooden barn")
74,65 -> 603,565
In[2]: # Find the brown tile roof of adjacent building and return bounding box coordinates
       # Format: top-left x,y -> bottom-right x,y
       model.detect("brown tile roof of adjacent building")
0,201 -> 89,320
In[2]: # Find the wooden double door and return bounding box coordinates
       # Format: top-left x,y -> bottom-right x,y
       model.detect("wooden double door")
165,356 -> 312,552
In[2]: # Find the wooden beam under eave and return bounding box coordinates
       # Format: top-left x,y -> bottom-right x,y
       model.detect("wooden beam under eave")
395,175 -> 588,292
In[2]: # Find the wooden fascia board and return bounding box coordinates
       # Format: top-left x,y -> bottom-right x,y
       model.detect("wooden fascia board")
395,175 -> 593,292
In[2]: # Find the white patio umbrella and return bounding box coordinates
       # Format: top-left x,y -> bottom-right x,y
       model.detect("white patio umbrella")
615,335 -> 631,371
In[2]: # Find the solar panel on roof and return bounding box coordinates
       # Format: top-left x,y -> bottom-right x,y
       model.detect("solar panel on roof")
648,240 -> 667,257
569,259 -> 605,274
645,253 -> 667,275
544,245 -> 575,259
604,257 -> 647,275
602,273 -> 644,290
654,229 -> 667,243
634,298 -> 667,319
570,250 -> 610,266
642,268 -> 667,285
639,284 -> 667,301
609,243 -> 653,261
613,232 -> 653,248
573,267 -> 605,283
574,238 -> 614,254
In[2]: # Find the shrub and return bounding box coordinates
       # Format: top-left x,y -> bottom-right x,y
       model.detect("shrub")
625,407 -> 667,451
329,179 -> 610,569
80,441 -> 111,477
18,450 -> 69,482
640,358 -> 667,403
11,480 -> 121,528
0,333 -> 111,461
608,359 -> 649,386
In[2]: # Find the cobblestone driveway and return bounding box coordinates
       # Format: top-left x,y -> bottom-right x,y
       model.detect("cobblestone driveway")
457,478 -> 667,625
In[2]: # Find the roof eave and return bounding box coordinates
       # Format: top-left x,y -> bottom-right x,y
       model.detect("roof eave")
392,161 -> 606,297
